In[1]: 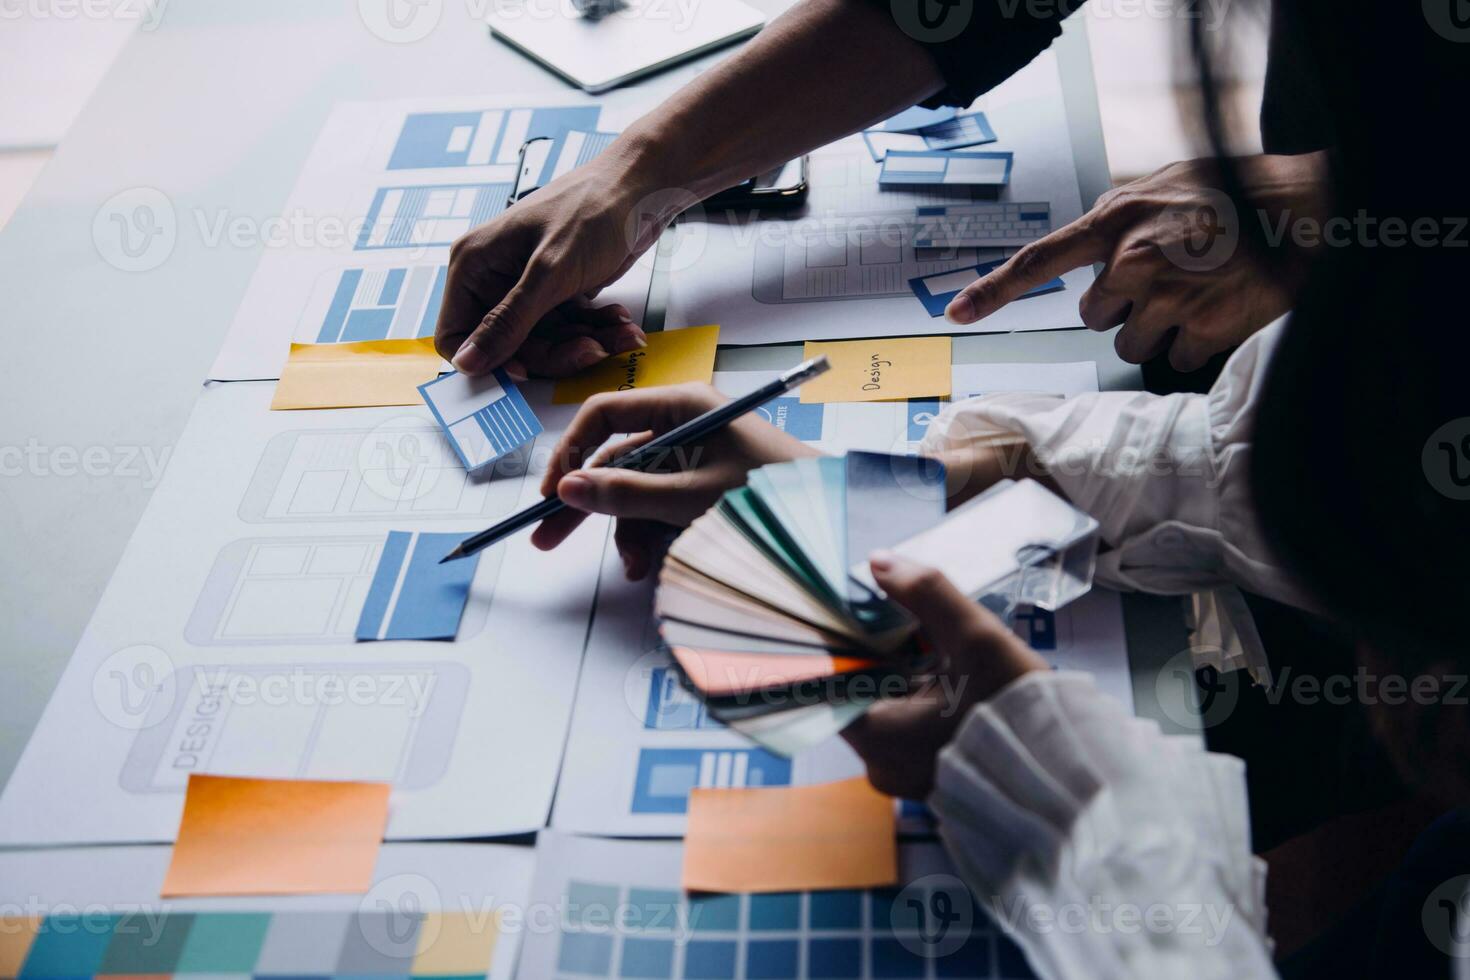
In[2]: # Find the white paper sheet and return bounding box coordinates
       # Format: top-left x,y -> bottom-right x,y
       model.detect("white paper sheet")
0,381 -> 610,845
0,843 -> 532,980
550,363 -> 1127,837
518,832 -> 1030,979
207,94 -> 653,381
664,50 -> 1096,344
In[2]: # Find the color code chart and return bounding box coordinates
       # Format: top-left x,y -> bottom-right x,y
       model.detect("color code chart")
0,908 -> 500,979
546,880 -> 1034,979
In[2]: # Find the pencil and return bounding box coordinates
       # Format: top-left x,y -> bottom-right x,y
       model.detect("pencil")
440,355 -> 830,562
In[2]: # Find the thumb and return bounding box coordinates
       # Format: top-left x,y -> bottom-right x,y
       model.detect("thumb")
451,255 -> 570,375
869,552 -> 1032,677
556,466 -> 713,526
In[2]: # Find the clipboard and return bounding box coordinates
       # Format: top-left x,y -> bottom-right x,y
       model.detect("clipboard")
486,0 -> 765,94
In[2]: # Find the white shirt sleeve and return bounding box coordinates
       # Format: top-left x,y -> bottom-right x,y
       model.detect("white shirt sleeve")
929,671 -> 1277,980
918,317 -> 1312,612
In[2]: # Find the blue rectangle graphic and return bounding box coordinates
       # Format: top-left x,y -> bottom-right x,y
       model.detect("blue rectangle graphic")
355,531 -> 480,642
356,183 -> 511,251
630,748 -> 793,814
388,106 -> 601,170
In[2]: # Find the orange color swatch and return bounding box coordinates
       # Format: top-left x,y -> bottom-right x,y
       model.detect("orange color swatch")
670,647 -> 876,697
682,778 -> 897,893
161,774 -> 390,897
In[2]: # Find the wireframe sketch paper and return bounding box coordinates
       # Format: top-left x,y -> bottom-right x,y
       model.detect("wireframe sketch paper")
665,51 -> 1097,345
209,94 -> 654,381
0,380 -> 610,845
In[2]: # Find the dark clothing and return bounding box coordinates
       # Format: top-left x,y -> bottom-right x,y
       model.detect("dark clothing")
1280,809 -> 1470,980
877,0 -> 1333,156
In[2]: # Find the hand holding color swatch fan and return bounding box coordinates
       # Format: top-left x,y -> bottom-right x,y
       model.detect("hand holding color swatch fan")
655,453 -> 1103,757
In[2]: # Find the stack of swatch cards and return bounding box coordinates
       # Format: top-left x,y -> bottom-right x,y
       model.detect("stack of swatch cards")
655,452 -> 1102,756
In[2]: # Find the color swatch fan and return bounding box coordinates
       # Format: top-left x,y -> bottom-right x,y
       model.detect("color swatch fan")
654,451 -> 942,757
656,456 -> 1103,757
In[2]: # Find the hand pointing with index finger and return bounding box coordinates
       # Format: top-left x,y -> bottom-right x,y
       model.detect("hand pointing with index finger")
943,155 -> 1324,372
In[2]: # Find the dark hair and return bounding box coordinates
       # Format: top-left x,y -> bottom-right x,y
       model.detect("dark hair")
1189,0 -> 1470,663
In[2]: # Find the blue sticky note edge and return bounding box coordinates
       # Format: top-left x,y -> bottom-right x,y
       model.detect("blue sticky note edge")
356,530 -> 481,642
880,105 -> 957,132
418,369 -> 542,474
923,111 -> 998,151
907,260 -> 1065,317
859,130 -> 887,163
878,150 -> 1013,187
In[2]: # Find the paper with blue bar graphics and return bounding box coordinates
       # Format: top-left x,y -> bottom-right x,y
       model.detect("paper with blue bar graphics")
418,369 -> 543,474
878,150 -> 1014,187
356,531 -> 481,641
861,111 -> 997,161
209,94 -> 652,381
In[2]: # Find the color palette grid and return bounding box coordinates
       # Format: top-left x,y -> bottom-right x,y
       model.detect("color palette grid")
1,909 -> 499,979
552,881 -> 1035,979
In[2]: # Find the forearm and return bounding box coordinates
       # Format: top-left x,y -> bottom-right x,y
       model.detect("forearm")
610,0 -> 944,200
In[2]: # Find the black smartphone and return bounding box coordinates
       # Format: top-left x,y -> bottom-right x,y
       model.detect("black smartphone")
703,157 -> 810,211
512,138 -> 810,212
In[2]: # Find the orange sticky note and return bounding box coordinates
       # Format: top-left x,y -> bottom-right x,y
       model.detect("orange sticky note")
683,778 -> 897,893
0,917 -> 40,977
161,774 -> 390,897
799,336 -> 951,403
270,338 -> 442,410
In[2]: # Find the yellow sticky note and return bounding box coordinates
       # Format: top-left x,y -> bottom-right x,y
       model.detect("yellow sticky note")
682,778 -> 897,893
270,338 -> 441,410
553,324 -> 719,404
799,336 -> 951,404
413,910 -> 501,974
161,774 -> 390,897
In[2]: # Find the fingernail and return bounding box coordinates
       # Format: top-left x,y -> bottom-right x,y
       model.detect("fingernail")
869,549 -> 895,572
576,344 -> 610,370
559,473 -> 593,508
452,339 -> 490,374
503,360 -> 528,383
613,332 -> 647,354
945,295 -> 975,324
613,306 -> 634,324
